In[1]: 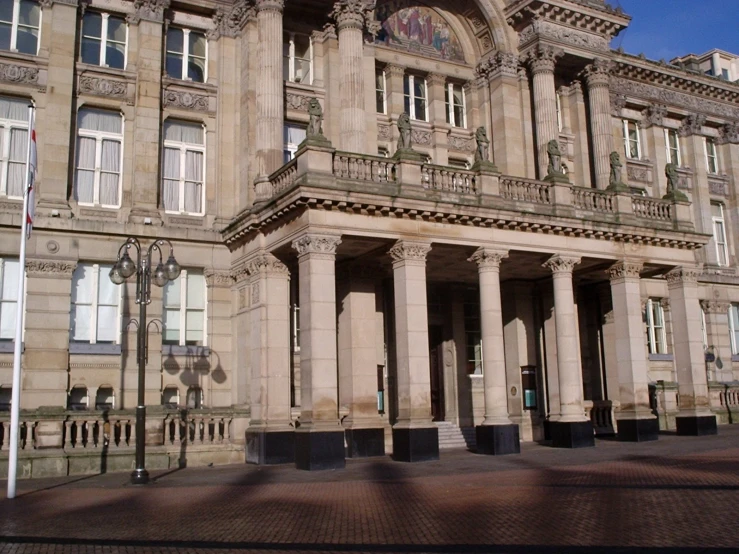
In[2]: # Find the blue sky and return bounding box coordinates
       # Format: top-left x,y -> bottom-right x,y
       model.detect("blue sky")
609,0 -> 739,61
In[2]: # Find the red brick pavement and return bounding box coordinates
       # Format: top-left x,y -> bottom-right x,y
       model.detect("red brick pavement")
1,427 -> 738,553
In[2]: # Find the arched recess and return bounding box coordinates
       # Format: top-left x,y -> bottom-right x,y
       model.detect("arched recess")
472,0 -> 516,53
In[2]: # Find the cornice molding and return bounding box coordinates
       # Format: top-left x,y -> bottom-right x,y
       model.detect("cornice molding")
506,0 -> 630,39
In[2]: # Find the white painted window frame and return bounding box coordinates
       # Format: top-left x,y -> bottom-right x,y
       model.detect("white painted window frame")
0,257 -> 22,341
166,27 -> 208,83
403,74 -> 428,122
0,103 -> 29,199
704,137 -> 719,174
445,82 -> 466,128
711,202 -> 729,267
375,67 -> 386,115
556,92 -> 563,132
1,0 -> 42,55
163,269 -> 207,347
162,122 -> 206,216
729,304 -> 739,355
284,31 -> 312,85
70,263 -> 122,345
664,128 -> 681,166
80,11 -> 128,69
75,110 -> 124,208
645,298 -> 667,355
622,119 -> 642,160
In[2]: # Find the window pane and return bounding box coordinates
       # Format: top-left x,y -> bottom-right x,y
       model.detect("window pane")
97,266 -> 118,305
81,36 -> 101,65
163,308 -> 180,342
185,310 -> 203,342
0,2 -> 13,22
15,27 -> 38,54
189,32 -> 206,58
414,97 -> 426,121
413,79 -> 425,100
76,136 -> 96,169
166,53 -> 183,79
186,274 -> 205,309
163,278 -> 181,308
71,265 -> 94,304
166,28 -> 183,53
187,57 -> 205,82
19,0 -> 40,27
70,305 -> 92,341
162,148 -> 180,179
82,12 -> 102,38
376,90 -> 384,114
0,304 -> 16,339
101,140 -> 121,172
0,23 -> 11,50
2,260 -> 19,300
106,41 -> 125,69
403,75 -> 410,95
403,95 -> 410,115
96,305 -> 117,342
107,17 -> 126,42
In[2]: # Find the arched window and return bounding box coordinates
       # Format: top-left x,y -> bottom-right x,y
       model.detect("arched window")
68,385 -> 89,410
95,386 -> 115,410
186,386 -> 202,409
162,385 -> 180,408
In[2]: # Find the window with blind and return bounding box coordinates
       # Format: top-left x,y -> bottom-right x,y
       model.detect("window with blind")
162,120 -> 205,215
622,120 -> 641,160
0,258 -> 19,341
0,0 -> 41,55
70,264 -> 120,344
163,270 -> 206,346
74,108 -> 123,208
80,11 -> 127,69
0,96 -> 29,198
645,298 -> 667,355
705,137 -> 719,174
664,128 -> 681,166
376,68 -> 386,114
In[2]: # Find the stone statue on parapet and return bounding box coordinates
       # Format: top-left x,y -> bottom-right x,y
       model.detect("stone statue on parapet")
307,98 -> 324,138
544,139 -> 569,183
663,162 -> 688,201
397,112 -> 412,150
474,127 -> 490,163
606,151 -> 628,192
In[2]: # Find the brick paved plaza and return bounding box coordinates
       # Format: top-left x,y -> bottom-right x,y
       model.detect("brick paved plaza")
2,427 -> 738,554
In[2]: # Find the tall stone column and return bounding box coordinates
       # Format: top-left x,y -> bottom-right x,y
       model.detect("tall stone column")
525,46 -> 563,180
389,241 -> 439,462
666,267 -> 718,435
583,58 -> 614,190
543,255 -> 594,448
291,234 -> 345,469
469,248 -> 520,455
608,261 -> 659,441
254,0 -> 285,203
331,1 -> 370,154
337,270 -> 385,457
244,254 -> 294,465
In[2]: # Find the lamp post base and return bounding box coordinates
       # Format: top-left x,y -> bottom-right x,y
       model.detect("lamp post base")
130,468 -> 150,485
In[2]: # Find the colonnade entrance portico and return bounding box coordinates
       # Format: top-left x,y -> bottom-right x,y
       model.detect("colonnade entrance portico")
243,231 -> 715,469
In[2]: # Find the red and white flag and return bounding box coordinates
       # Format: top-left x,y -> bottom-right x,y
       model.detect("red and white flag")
26,120 -> 36,239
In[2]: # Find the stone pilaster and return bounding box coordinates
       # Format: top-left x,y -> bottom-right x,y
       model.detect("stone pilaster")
566,82 -> 592,188
204,270 -> 235,408
583,59 -> 613,190
469,248 -> 520,455
608,261 -> 658,441
427,73 -> 449,163
386,64 -> 406,126
524,46 -> 563,180
666,267 -> 718,435
543,255 -> 594,448
254,0 -> 285,203
291,234 -> 345,470
331,0 -> 372,153
388,240 -> 439,462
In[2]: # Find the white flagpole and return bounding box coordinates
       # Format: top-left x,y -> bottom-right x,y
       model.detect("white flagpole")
7,104 -> 35,499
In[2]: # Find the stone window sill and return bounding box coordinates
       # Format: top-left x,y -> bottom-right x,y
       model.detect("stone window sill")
69,343 -> 121,355
163,344 -> 210,357
0,341 -> 23,353
648,353 -> 674,362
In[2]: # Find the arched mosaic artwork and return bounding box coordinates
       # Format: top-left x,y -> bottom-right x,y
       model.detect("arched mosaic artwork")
375,1 -> 465,63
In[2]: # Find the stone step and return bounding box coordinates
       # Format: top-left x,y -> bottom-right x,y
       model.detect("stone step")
435,422 -> 476,450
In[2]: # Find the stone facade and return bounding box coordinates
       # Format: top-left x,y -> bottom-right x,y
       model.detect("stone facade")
0,0 -> 737,474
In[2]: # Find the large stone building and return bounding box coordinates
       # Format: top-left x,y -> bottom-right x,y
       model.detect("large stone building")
1,0 -> 738,475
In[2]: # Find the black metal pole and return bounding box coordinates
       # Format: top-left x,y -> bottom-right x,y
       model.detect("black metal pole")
131,256 -> 150,485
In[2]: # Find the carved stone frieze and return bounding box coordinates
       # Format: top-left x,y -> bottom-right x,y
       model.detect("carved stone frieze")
608,260 -> 643,281
708,179 -> 728,196
718,122 -> 739,145
292,235 -> 342,259
286,93 -> 311,112
388,241 -> 431,264
469,248 -> 508,270
162,89 -> 211,112
475,51 -> 519,80
377,124 -> 392,141
251,282 -> 260,304
26,259 -> 77,278
411,129 -> 431,146
0,62 -> 39,85
448,135 -> 474,153
243,254 -> 289,277
627,164 -> 649,183
79,75 -> 128,98
542,254 -> 580,274
519,20 -> 608,52
665,266 -> 702,286
678,114 -> 706,137
129,0 -> 170,24
204,269 -> 234,287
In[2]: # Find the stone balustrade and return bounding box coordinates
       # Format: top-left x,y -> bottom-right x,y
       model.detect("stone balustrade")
333,152 -> 396,183
421,164 -> 477,194
632,196 -> 673,222
572,187 -> 615,213
500,177 -> 552,204
709,382 -> 739,425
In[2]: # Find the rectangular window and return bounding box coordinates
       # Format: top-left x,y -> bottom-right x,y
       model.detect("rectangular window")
70,264 -> 120,344
622,120 -> 641,160
0,258 -> 19,340
291,303 -> 300,352
445,83 -> 466,128
283,123 -> 306,163
80,11 -> 127,69
375,68 -> 386,114
711,202 -> 729,267
705,137 -> 719,174
556,92 -> 563,132
463,288 -> 482,374
664,128 -> 681,166
0,0 -> 40,55
163,270 -> 206,346
403,74 -> 427,122
645,298 -> 667,355
730,304 -> 739,355
74,108 -> 123,207
165,27 -> 207,82
283,32 -> 312,84
0,96 -> 30,198
162,120 -> 205,215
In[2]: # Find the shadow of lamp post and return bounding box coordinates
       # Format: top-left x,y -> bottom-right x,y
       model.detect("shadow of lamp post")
109,237 -> 181,485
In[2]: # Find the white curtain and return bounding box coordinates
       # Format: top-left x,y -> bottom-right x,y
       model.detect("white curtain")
164,120 -> 203,145
78,109 -> 122,133
0,259 -> 19,339
75,136 -> 96,203
96,265 -> 118,342
185,273 -> 205,343
163,277 -> 181,343
100,139 -> 120,205
7,128 -> 27,197
0,97 -> 30,122
162,147 -> 180,211
184,150 -> 202,213
70,265 -> 93,341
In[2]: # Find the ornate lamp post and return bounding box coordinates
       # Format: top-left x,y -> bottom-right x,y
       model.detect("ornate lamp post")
110,238 -> 181,485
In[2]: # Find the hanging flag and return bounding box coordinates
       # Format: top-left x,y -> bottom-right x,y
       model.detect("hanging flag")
26,117 -> 36,239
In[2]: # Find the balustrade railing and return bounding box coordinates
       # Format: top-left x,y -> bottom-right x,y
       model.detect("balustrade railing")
270,158 -> 298,196
164,410 -> 231,446
64,415 -> 133,449
334,152 -> 396,183
500,177 -> 551,204
421,165 -> 477,194
632,196 -> 672,222
573,187 -> 615,213
719,385 -> 739,408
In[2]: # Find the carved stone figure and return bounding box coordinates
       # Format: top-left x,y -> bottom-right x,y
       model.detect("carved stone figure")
397,112 -> 412,150
474,126 -> 490,163
307,98 -> 324,137
609,151 -> 622,187
665,162 -> 679,194
546,139 -> 562,176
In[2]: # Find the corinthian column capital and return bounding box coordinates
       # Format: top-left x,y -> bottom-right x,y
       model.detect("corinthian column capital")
522,45 -> 563,75
469,248 -> 509,271
292,234 -> 342,260
331,0 -> 375,31
255,0 -> 284,14
388,241 -> 431,266
543,254 -> 580,275
475,51 -> 519,80
582,58 -> 613,88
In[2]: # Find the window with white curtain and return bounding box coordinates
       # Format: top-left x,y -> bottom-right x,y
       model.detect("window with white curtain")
445,83 -> 466,128
0,0 -> 41,55
403,74 -> 427,121
645,298 -> 667,355
622,120 -> 641,159
283,123 -> 306,163
730,304 -> 739,355
163,269 -> 206,346
162,120 -> 205,215
80,11 -> 127,69
0,96 -> 30,198
711,202 -> 729,267
283,32 -> 312,84
70,264 -> 120,344
375,68 -> 386,114
74,108 -> 123,207
664,128 -> 681,166
0,257 -> 20,340
165,27 -> 207,82
556,92 -> 563,132
705,137 -> 719,174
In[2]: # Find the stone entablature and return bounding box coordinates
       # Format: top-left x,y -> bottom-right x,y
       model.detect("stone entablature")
517,19 -> 609,53
505,0 -> 630,39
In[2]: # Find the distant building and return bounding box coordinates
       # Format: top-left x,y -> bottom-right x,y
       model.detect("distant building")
0,0 -> 737,476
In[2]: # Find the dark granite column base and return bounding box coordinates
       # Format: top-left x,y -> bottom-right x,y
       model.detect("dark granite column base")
617,418 -> 659,442
245,430 -> 295,465
345,428 -> 385,458
676,415 -> 718,436
392,427 -> 439,462
550,420 -> 595,448
476,424 -> 520,455
295,430 -> 346,470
